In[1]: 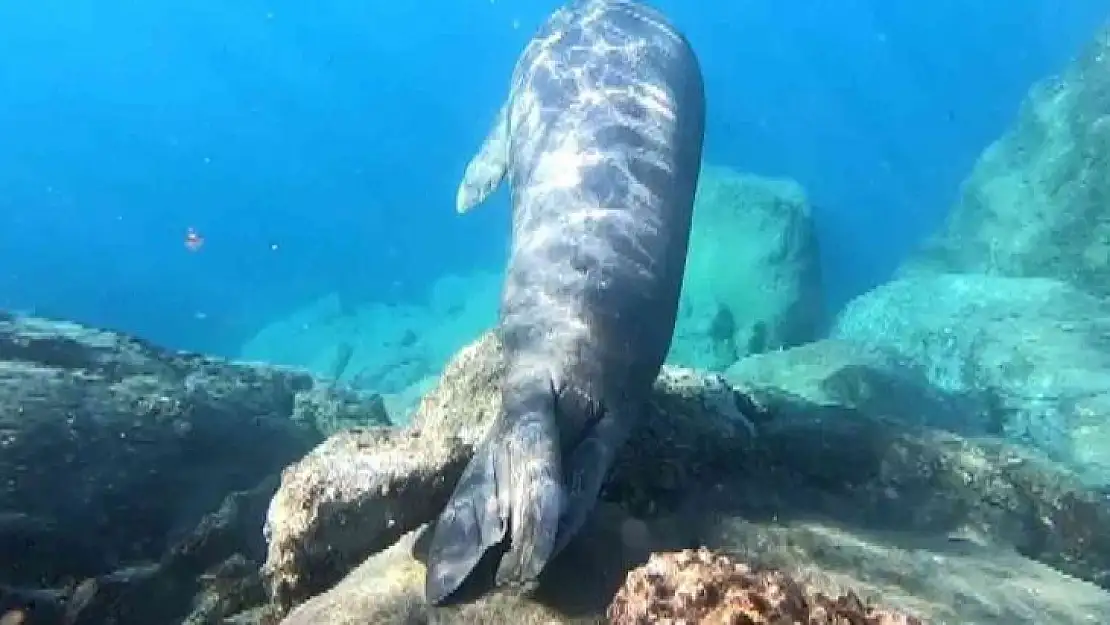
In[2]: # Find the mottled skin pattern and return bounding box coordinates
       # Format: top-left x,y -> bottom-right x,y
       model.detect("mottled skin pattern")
425,0 -> 705,605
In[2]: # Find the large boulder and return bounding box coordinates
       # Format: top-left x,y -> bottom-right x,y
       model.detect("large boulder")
257,331 -> 1109,624
668,166 -> 823,371
58,477 -> 279,625
831,272 -> 1110,486
903,22 -> 1110,297
725,338 -> 974,433
0,311 -> 387,591
238,271 -> 500,407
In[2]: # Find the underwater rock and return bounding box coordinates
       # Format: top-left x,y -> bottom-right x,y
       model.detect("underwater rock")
692,515 -> 1110,624
256,329 -> 1109,623
0,311 -> 385,590
3,475 -> 280,625
291,385 -> 391,436
273,489 -> 1110,624
262,427 -> 471,612
738,385 -> 1110,593
832,272 -> 1110,486
238,271 -> 501,399
179,554 -> 268,625
903,21 -> 1110,297
276,505 -> 684,625
607,547 -> 921,624
725,338 -> 976,434
260,332 -> 759,611
668,166 -> 823,371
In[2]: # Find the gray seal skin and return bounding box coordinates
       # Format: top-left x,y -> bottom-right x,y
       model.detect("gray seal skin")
425,0 -> 705,605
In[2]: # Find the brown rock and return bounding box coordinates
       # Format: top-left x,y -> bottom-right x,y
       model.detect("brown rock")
607,547 -> 922,625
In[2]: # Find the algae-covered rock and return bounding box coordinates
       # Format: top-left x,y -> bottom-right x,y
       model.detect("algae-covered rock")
831,272 -> 1110,486
904,21 -> 1110,297
739,387 -> 1110,592
291,386 -> 391,436
261,332 -> 759,610
278,512 -> 1110,625
278,506 -> 670,625
669,166 -> 823,371
725,339 -> 974,433
238,271 -> 500,398
258,330 -> 1110,624
691,517 -> 1110,624
13,476 -> 282,625
262,427 -> 470,611
276,439 -> 1110,625
0,311 -> 369,588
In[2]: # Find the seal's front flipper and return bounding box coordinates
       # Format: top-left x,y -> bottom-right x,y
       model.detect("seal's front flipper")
456,101 -> 510,214
424,438 -> 505,605
424,403 -> 563,604
552,406 -> 635,558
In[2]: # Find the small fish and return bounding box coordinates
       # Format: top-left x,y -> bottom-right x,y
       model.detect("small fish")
184,227 -> 204,252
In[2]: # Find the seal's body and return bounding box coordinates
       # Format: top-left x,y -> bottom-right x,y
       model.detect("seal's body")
425,0 -> 705,604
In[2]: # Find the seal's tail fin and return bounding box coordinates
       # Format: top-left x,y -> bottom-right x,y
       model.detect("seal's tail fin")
553,406 -> 634,558
424,407 -> 564,605
493,409 -> 565,590
422,435 -> 504,605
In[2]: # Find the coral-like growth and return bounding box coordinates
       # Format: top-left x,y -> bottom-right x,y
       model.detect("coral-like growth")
607,548 -> 923,625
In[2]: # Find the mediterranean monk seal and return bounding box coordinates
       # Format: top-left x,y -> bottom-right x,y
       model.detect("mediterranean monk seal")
425,0 -> 705,605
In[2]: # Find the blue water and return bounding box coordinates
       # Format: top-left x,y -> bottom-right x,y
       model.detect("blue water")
0,0 -> 1107,355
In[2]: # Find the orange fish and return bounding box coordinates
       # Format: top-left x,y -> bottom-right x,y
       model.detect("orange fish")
185,227 -> 204,252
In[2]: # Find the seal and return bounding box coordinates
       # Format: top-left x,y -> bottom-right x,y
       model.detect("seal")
424,0 -> 705,605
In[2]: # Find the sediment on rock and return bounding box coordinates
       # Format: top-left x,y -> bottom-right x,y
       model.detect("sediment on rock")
0,311 -> 386,591
260,331 -> 1110,624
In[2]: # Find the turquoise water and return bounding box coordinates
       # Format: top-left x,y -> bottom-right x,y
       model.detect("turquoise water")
2,2 -> 1110,622
0,0 -> 1107,369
